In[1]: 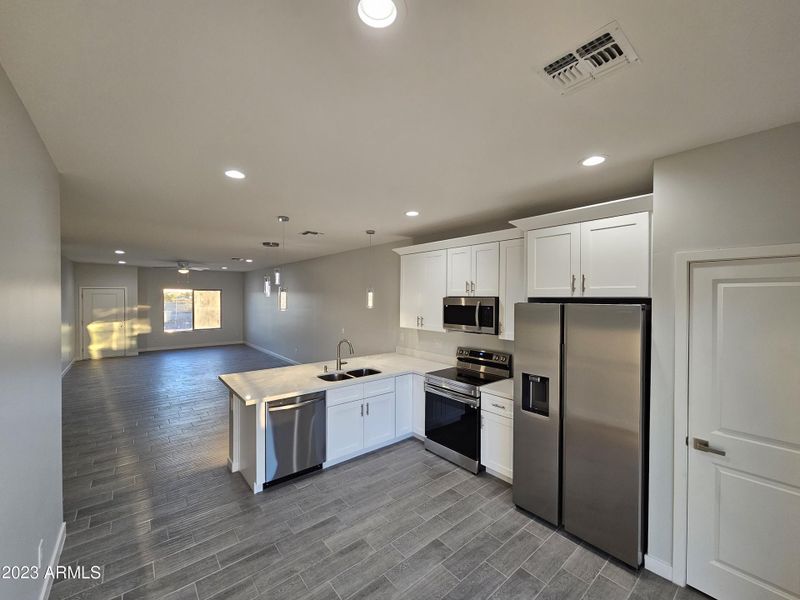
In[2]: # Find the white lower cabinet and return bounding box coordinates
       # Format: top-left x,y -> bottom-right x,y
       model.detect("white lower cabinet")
326,375 -> 419,465
411,374 -> 426,437
364,392 -> 395,447
327,400 -> 365,462
395,374 -> 413,437
481,393 -> 513,481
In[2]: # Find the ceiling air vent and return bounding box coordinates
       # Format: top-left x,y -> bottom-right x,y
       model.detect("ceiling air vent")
540,21 -> 639,95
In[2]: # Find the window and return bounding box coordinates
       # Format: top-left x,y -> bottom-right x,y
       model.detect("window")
163,289 -> 221,332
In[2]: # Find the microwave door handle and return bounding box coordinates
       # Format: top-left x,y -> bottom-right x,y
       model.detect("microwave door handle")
475,301 -> 481,328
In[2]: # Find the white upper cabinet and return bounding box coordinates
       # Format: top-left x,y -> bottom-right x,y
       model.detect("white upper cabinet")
498,238 -> 525,340
526,212 -> 650,298
472,242 -> 500,296
579,212 -> 650,297
527,223 -> 580,298
446,246 -> 472,295
400,250 -> 446,331
446,242 -> 499,297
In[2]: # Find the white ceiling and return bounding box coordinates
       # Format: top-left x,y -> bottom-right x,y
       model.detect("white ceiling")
1,0 -> 799,270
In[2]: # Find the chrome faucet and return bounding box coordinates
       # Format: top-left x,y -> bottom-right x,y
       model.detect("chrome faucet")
336,339 -> 354,371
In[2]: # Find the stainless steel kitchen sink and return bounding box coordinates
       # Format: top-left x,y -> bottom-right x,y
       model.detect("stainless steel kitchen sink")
317,372 -> 353,382
345,368 -> 382,378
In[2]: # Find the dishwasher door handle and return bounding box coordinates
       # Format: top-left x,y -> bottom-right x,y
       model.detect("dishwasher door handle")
268,395 -> 325,412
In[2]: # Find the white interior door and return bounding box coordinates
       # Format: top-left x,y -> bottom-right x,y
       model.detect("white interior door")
447,246 -> 472,296
472,242 -> 499,296
81,287 -> 126,359
687,256 -> 800,600
526,224 -> 580,297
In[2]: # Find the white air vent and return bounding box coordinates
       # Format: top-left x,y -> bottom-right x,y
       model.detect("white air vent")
540,21 -> 639,95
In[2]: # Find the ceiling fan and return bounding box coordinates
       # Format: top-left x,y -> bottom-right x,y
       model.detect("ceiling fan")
154,261 -> 210,274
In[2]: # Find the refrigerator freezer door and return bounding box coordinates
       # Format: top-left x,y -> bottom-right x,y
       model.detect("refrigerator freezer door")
563,303 -> 645,567
512,302 -> 562,525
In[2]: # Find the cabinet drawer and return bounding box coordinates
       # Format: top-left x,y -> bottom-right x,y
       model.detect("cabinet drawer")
326,383 -> 364,407
482,394 -> 513,418
364,377 -> 395,397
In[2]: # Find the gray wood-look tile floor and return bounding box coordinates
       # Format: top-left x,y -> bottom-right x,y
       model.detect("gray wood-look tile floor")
55,344 -> 704,600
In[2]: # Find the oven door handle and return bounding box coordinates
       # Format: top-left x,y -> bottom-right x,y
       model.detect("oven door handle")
425,383 -> 479,408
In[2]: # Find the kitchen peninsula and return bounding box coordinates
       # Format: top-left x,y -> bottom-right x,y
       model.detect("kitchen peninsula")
220,352 -> 449,493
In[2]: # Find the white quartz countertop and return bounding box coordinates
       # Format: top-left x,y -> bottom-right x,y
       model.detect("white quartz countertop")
219,352 -> 451,405
481,378 -> 514,399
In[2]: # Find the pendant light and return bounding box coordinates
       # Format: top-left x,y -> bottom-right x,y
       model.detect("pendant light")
263,275 -> 271,297
277,216 -> 289,311
366,229 -> 375,309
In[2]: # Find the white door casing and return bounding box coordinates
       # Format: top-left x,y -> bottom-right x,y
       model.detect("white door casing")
81,287 -> 126,359
686,255 -> 800,600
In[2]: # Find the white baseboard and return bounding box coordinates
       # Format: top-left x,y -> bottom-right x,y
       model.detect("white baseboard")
139,341 -> 244,353
644,554 -> 673,581
38,521 -> 66,600
61,359 -> 75,378
244,341 -> 300,365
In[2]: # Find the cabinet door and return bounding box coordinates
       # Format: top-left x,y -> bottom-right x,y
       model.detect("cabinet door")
395,375 -> 413,437
327,400 -> 364,462
364,392 -> 396,448
420,250 -> 446,332
498,239 -> 525,340
412,374 -> 426,437
447,246 -> 473,296
580,212 -> 650,297
481,410 -> 513,480
527,224 -> 580,297
399,253 -> 422,329
472,242 -> 500,296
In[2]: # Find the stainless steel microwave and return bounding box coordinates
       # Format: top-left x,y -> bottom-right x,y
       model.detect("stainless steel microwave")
442,296 -> 499,334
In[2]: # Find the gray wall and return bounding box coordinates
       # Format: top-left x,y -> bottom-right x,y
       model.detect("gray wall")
0,63 -> 63,600
245,243 -> 400,364
648,122 -> 800,566
73,262 -> 140,357
61,256 -> 75,373
138,268 -> 244,351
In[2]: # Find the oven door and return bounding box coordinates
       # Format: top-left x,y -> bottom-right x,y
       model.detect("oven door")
424,383 -> 481,471
442,296 -> 499,334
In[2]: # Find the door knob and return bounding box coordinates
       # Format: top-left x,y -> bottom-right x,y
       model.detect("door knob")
693,438 -> 726,456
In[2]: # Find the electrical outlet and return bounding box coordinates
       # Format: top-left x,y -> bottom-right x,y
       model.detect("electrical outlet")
38,538 -> 43,569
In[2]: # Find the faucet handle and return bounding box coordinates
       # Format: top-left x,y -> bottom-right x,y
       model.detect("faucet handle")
323,365 -> 328,372
341,361 -> 348,367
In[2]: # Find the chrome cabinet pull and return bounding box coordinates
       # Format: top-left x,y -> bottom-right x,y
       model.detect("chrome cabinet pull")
693,438 -> 726,456
491,402 -> 505,410
366,402 -> 370,416
420,316 -> 424,327
581,274 -> 586,293
471,281 -> 475,294
465,280 -> 469,293
571,274 -> 576,294
360,404 -> 364,417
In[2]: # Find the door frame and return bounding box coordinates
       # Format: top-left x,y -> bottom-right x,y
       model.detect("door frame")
79,286 -> 127,360
671,242 -> 800,586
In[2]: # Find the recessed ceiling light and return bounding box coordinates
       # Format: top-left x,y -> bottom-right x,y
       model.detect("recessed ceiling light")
405,210 -> 419,217
358,0 -> 397,28
221,266 -> 228,270
245,259 -> 253,263
224,169 -> 246,179
178,268 -> 190,275
581,155 -> 606,167
114,249 -> 125,255
117,260 -> 126,265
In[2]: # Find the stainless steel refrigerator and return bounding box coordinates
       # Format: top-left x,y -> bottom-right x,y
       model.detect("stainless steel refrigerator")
513,301 -> 649,567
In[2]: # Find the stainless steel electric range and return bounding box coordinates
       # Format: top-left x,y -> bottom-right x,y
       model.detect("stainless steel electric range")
424,347 -> 513,473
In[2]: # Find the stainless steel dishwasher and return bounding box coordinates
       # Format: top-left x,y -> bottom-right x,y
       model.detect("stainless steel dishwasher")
265,391 -> 326,483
